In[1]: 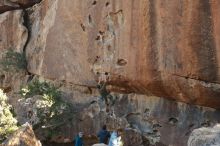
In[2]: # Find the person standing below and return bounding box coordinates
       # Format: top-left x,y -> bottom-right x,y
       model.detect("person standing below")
74,132 -> 84,146
97,125 -> 111,144
108,130 -> 123,146
108,131 -> 118,146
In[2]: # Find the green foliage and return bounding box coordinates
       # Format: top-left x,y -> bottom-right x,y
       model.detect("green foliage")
0,89 -> 18,142
20,80 -> 61,99
0,49 -> 27,71
19,79 -> 73,140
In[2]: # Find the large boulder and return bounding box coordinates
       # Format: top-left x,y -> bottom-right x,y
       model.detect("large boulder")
25,0 -> 220,108
188,124 -> 220,146
2,123 -> 41,146
122,128 -> 144,146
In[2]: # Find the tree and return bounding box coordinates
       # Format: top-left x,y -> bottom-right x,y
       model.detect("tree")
0,89 -> 18,142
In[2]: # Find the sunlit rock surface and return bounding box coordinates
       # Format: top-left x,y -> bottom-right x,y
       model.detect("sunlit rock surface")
188,124 -> 220,146
25,0 -> 220,108
2,123 -> 41,146
0,10 -> 27,52
0,9 -> 28,94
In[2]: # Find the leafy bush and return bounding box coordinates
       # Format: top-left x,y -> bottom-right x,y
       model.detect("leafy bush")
19,79 -> 72,139
0,49 -> 27,71
0,89 -> 18,142
20,80 -> 61,99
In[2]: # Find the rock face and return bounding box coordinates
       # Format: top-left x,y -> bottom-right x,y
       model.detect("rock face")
2,123 -> 41,146
0,10 -> 27,52
188,124 -> 220,146
25,0 -> 220,108
1,0 -> 220,146
44,89 -> 220,146
5,80 -> 220,146
0,9 -> 28,94
25,0 -> 59,76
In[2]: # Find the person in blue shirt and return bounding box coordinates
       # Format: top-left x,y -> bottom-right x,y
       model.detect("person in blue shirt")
97,125 -> 111,144
74,132 -> 84,146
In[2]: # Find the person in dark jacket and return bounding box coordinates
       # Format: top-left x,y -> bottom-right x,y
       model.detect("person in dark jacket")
97,82 -> 116,103
97,125 -> 111,144
97,82 -> 110,103
74,132 -> 84,146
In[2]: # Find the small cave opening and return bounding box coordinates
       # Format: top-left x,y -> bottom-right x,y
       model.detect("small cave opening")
117,59 -> 127,66
106,2 -> 110,7
92,0 -> 97,5
144,108 -> 150,113
94,56 -> 100,63
90,100 -> 97,104
3,86 -> 12,93
80,23 -> 86,31
107,45 -> 111,51
95,35 -> 100,41
201,120 -> 211,127
185,131 -> 192,136
99,30 -> 105,35
168,117 -> 178,125
0,74 -> 5,81
188,123 -> 195,128
88,15 -> 92,24
153,123 -> 162,128
153,129 -> 158,133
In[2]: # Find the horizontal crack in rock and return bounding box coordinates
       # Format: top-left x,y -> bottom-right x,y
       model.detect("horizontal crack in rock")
171,73 -> 220,87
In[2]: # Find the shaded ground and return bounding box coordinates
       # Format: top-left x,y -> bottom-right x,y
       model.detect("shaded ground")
42,142 -> 72,146
42,136 -> 98,146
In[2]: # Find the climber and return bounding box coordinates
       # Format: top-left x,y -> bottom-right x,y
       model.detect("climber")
97,125 -> 111,144
97,72 -> 117,105
97,76 -> 117,113
97,82 -> 109,103
96,72 -> 118,116
74,132 -> 84,146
